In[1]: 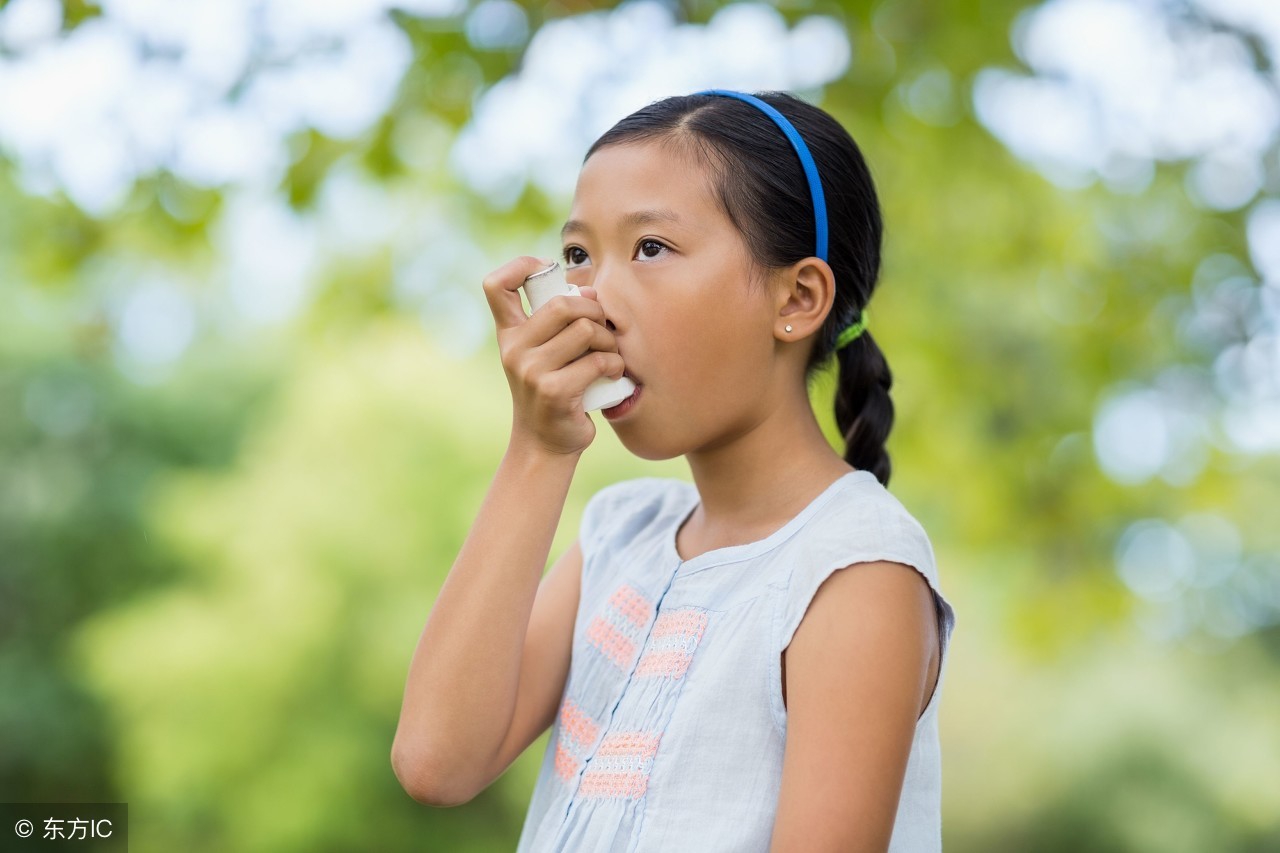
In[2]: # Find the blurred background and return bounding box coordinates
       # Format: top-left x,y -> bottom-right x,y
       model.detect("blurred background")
2,0 -> 1279,850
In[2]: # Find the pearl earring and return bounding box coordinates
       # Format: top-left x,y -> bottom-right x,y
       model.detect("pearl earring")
784,324 -> 793,333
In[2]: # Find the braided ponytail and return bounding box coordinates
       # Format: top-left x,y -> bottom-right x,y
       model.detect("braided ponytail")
833,330 -> 894,484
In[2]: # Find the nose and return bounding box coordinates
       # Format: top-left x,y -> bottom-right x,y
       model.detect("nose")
585,272 -> 623,334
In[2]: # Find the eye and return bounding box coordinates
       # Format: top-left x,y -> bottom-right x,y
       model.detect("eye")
636,238 -> 670,260
562,240 -> 670,267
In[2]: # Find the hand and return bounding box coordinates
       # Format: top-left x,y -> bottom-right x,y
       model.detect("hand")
482,255 -> 625,457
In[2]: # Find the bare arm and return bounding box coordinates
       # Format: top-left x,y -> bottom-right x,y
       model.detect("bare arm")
473,533 -> 582,795
770,561 -> 940,852
391,438 -> 579,806
391,255 -> 624,806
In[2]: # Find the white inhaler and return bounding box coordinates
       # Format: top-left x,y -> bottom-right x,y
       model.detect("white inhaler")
521,260 -> 637,412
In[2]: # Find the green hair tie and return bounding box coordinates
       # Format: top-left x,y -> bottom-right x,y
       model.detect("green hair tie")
834,308 -> 869,351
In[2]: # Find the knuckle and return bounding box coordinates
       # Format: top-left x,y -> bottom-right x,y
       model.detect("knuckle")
497,330 -> 516,356
534,372 -> 561,398
555,298 -> 576,325
513,359 -> 535,388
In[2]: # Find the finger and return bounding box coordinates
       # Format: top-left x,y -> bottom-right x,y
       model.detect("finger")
482,255 -> 555,331
560,349 -> 627,399
540,345 -> 624,404
524,293 -> 609,347
528,313 -> 621,380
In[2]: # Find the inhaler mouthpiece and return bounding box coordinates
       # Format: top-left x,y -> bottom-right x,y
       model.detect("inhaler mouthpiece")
521,261 -> 637,412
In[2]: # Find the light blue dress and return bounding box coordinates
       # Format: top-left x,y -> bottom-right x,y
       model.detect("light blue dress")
515,470 -> 958,852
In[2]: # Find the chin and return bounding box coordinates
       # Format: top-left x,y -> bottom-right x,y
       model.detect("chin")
608,421 -> 689,462
611,433 -> 680,462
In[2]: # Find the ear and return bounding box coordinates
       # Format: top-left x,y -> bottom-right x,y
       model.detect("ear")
775,257 -> 837,344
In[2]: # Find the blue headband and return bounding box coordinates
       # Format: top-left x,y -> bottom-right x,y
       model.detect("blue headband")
693,89 -> 829,262
693,89 -> 868,350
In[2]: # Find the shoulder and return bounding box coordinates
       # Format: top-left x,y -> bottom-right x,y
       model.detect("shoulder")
802,476 -> 937,572
579,476 -> 688,554
776,477 -> 955,657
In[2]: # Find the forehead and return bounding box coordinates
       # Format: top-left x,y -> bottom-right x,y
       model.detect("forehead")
569,140 -> 720,225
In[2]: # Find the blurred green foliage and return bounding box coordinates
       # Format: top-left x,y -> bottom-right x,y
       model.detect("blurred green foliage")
2,0 -> 1278,851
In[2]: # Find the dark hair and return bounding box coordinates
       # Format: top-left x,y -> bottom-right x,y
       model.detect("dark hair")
584,91 -> 894,486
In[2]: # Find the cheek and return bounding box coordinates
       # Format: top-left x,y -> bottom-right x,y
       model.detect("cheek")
638,276 -> 769,391
654,311 -> 761,394
650,283 -> 743,339
648,293 -> 736,355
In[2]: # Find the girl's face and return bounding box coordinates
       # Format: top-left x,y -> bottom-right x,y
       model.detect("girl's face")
563,140 -> 788,459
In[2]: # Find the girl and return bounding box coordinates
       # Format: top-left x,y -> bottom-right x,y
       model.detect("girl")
392,90 -> 958,853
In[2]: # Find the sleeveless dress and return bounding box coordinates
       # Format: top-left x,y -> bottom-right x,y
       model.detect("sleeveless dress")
515,470 -> 958,852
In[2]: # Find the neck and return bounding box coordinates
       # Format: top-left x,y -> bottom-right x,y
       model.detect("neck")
681,385 -> 854,547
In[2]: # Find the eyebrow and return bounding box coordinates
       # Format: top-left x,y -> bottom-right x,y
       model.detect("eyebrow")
561,208 -> 683,240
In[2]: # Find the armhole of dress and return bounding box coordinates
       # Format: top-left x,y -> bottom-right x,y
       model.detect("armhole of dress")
917,582 -> 950,722
770,558 -> 955,735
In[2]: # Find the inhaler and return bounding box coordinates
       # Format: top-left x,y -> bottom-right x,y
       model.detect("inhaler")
521,260 -> 636,412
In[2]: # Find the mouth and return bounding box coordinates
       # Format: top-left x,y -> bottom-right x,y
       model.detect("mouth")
602,380 -> 642,420
624,368 -> 642,386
